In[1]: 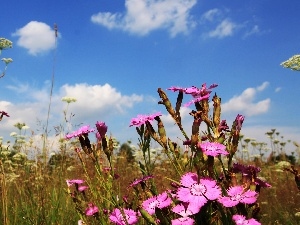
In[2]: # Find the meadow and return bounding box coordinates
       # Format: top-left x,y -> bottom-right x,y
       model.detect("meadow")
1,38 -> 300,225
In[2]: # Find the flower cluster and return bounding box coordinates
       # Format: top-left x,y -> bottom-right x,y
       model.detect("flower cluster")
65,82 -> 272,225
65,125 -> 95,140
129,112 -> 162,127
167,83 -> 218,107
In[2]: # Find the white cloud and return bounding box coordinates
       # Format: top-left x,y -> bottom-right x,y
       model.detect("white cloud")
275,87 -> 282,93
257,81 -> 269,91
13,21 -> 60,55
222,82 -> 271,116
243,25 -> 260,38
58,83 -> 143,116
91,0 -> 197,37
201,8 -> 220,22
208,19 -> 237,38
0,83 -> 143,143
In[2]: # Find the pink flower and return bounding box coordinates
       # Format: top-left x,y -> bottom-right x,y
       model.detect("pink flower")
129,112 -> 162,127
183,94 -> 210,107
78,185 -> 88,192
218,186 -> 257,207
95,121 -> 108,139
85,203 -> 99,216
218,120 -> 230,132
167,86 -> 185,92
232,214 -> 261,225
128,175 -> 154,188
234,114 -> 245,132
232,163 -> 271,188
66,179 -> 84,187
171,203 -> 197,225
184,83 -> 218,107
177,172 -> 221,213
142,192 -> 172,215
0,111 -> 9,118
109,208 -> 139,225
65,125 -> 95,139
198,142 -> 228,157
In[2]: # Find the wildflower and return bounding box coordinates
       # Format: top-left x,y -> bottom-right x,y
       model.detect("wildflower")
129,112 -> 162,127
142,192 -> 172,215
0,38 -> 13,50
78,220 -> 85,225
128,175 -> 154,188
10,132 -> 17,137
281,54 -> 300,71
85,203 -> 99,216
177,172 -> 221,213
218,186 -> 257,207
167,86 -> 186,92
0,111 -> 10,121
218,120 -> 230,132
198,142 -> 228,157
95,121 -> 108,139
232,214 -> 261,225
109,208 -> 139,225
234,114 -> 245,133
61,96 -> 77,103
65,125 -> 95,139
66,179 -> 84,187
184,83 -> 218,107
78,185 -> 88,192
171,203 -> 197,225
232,163 -> 271,188
1,58 -> 13,65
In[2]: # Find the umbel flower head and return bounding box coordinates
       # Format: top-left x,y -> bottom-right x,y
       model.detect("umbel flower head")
177,172 -> 221,213
61,96 -> 77,103
0,38 -> 13,51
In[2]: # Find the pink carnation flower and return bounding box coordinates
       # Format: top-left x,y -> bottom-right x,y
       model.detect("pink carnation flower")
232,214 -> 261,225
128,175 -> 154,188
85,203 -> 99,216
109,208 -> 139,225
66,179 -> 84,187
65,125 -> 95,139
198,142 -> 228,157
218,186 -> 257,207
95,121 -> 108,139
142,192 -> 172,215
129,112 -> 162,127
177,172 -> 221,213
171,203 -> 197,225
232,163 -> 271,188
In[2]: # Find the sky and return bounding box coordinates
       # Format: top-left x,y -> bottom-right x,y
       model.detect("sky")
1,0 -> 300,155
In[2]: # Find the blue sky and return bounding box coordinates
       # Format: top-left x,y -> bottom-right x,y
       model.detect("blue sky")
1,0 -> 300,154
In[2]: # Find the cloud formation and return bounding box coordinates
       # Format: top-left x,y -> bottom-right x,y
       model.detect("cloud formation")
222,81 -> 271,116
208,19 -> 237,38
13,21 -> 59,55
91,0 -> 197,37
0,83 -> 143,142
